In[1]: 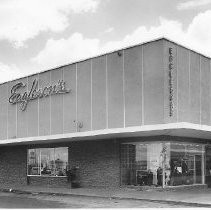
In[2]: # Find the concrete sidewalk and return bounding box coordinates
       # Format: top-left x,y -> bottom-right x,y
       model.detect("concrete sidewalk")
1,184 -> 211,207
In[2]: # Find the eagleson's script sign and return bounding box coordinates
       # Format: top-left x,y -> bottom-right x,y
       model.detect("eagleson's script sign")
9,79 -> 70,111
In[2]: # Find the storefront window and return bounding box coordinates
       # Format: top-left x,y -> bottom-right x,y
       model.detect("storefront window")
28,149 -> 40,175
40,148 -> 55,176
120,142 -> 165,186
28,147 -> 68,176
167,143 -> 204,186
55,148 -> 68,176
120,142 -> 205,187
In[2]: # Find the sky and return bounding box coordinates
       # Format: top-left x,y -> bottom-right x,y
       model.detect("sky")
0,0 -> 211,83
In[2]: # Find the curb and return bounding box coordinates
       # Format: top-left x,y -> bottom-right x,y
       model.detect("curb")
1,188 -> 211,208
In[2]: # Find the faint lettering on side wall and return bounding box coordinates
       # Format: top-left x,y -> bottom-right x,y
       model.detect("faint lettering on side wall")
168,47 -> 174,117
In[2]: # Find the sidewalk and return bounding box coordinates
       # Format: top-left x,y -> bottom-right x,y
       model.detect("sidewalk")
1,184 -> 211,207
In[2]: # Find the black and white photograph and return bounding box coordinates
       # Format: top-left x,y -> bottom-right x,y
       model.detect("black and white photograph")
0,0 -> 211,208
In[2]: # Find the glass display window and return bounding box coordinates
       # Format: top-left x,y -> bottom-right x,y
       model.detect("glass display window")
120,141 -> 205,187
167,143 -> 205,186
28,149 -> 40,175
40,148 -> 55,176
55,148 -> 68,176
28,147 -> 68,177
120,142 -> 164,186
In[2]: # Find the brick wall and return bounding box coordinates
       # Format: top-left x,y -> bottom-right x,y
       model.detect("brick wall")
28,176 -> 70,187
0,139 -> 120,188
28,139 -> 120,188
0,146 -> 27,186
69,139 -> 120,188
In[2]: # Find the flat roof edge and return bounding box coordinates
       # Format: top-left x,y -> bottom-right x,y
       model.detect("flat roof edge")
0,37 -> 165,85
2,36 -> 210,86
1,122 -> 211,146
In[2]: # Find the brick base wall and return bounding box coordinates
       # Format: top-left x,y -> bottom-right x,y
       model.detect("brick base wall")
69,139 -> 120,188
0,139 -> 120,188
27,139 -> 120,188
0,146 -> 27,186
28,176 -> 70,188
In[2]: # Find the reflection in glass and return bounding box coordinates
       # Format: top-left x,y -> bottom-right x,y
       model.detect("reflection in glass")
55,148 -> 68,176
120,142 -> 205,187
28,147 -> 68,177
41,148 -> 55,176
28,149 -> 40,175
168,143 -> 204,186
121,143 -> 164,186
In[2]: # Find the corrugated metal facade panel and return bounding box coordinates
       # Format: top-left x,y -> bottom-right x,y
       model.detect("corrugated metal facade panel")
143,40 -> 164,124
167,40 -> 211,126
27,75 -> 39,137
177,46 -> 190,122
77,60 -> 92,132
63,65 -> 77,133
50,69 -> 63,135
189,52 -> 200,124
38,71 -> 51,136
17,77 -> 28,138
8,81 -> 17,139
200,56 -> 210,125
0,83 -> 8,140
124,46 -> 142,127
0,38 -> 210,142
92,56 -> 107,130
107,51 -> 124,129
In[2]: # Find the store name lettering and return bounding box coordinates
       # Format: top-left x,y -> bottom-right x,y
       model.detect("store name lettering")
169,47 -> 174,117
9,79 -> 70,111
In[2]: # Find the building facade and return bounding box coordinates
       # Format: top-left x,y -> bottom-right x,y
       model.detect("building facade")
0,38 -> 211,189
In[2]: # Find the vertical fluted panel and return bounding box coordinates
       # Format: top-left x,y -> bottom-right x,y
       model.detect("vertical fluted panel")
124,46 -> 142,127
143,40 -> 164,125
0,83 -> 8,139
77,60 -> 91,132
92,56 -> 107,130
107,51 -> 124,129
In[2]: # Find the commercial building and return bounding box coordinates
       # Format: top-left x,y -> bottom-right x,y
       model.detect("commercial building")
0,38 -> 211,189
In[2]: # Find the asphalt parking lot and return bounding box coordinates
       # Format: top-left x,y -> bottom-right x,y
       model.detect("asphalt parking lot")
0,191 -> 202,208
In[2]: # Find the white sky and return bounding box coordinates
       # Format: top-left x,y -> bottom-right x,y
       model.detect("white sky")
0,0 -> 211,83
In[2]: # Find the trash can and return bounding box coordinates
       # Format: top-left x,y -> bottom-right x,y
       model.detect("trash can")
68,166 -> 80,188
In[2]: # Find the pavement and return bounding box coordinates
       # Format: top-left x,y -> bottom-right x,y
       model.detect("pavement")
1,184 -> 211,207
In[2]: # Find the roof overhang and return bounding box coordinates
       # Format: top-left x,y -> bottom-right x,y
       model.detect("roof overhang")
1,122 -> 211,146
